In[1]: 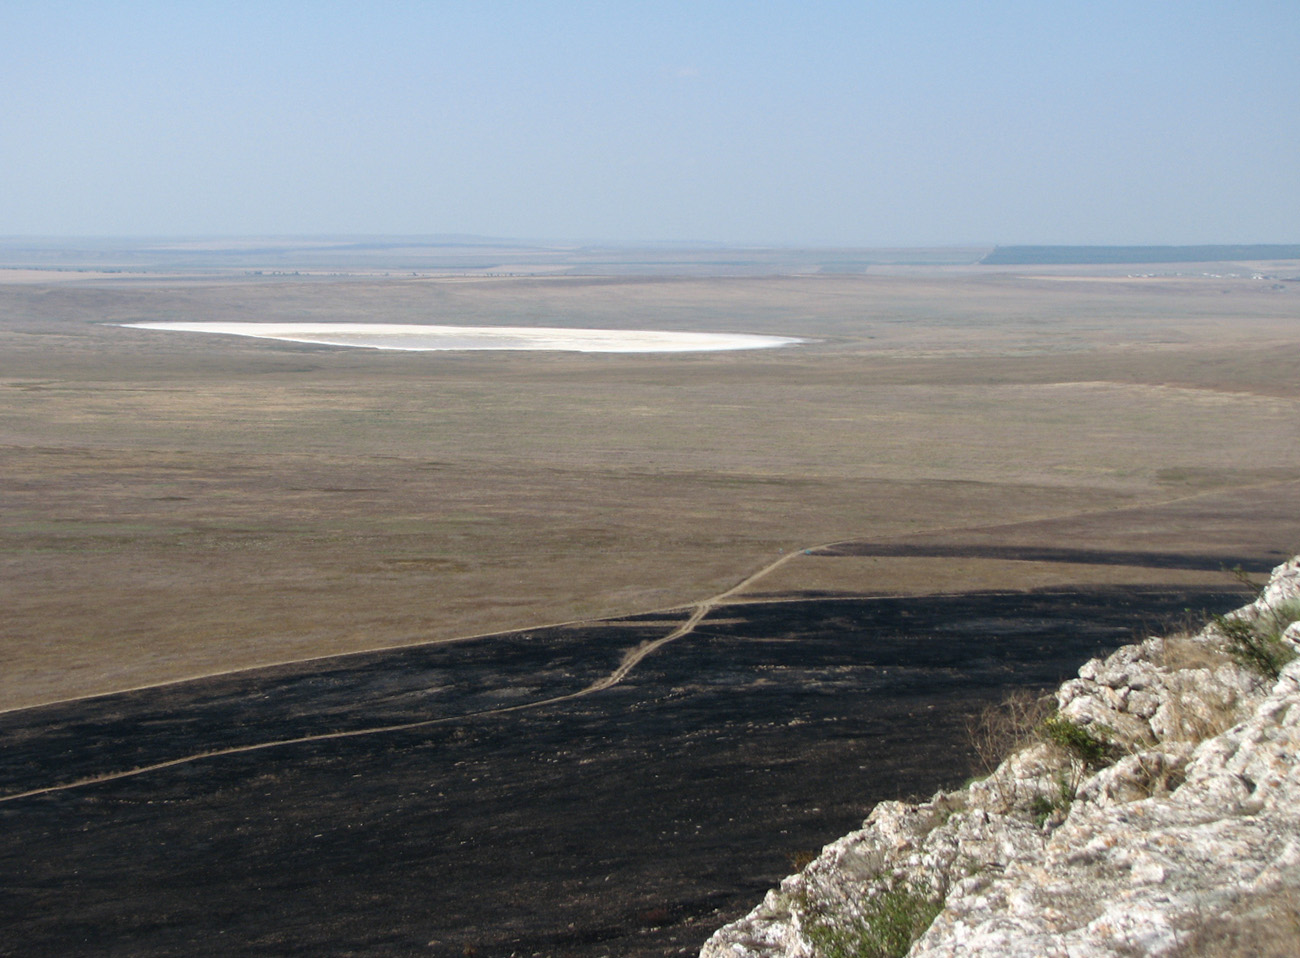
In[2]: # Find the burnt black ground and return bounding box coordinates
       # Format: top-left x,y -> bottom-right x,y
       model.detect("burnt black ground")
807,544 -> 1279,571
0,586 -> 1249,958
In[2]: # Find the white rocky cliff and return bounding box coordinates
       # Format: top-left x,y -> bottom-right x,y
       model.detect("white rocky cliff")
702,557 -> 1300,958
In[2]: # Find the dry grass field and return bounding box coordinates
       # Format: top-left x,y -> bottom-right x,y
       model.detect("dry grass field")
3,261 -> 1299,711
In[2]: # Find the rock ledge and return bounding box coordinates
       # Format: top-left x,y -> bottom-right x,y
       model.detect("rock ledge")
701,558 -> 1300,958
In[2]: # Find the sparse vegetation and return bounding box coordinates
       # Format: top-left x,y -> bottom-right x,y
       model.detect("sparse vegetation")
1039,714 -> 1119,769
967,690 -> 1053,775
1169,886 -> 1300,957
1159,670 -> 1247,742
1158,632 -> 1233,673
1213,599 -> 1300,680
1029,774 -> 1077,826
790,848 -> 820,871
966,689 -> 1055,809
965,584 -> 1297,830
803,879 -> 943,958
1130,751 -> 1187,798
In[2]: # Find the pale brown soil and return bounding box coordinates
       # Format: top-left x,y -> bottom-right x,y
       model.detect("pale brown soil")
3,266 -> 1299,711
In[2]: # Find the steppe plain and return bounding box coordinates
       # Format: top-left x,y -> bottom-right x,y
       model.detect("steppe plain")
3,252 -> 1299,711
3,245 -> 1300,956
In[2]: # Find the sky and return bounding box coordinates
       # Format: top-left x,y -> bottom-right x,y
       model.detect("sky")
2,0 -> 1297,246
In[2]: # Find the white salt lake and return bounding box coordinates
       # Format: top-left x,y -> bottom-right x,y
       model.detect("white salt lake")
119,322 -> 806,353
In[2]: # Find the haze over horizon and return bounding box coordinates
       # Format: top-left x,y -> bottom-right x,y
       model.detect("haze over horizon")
4,1 -> 1297,247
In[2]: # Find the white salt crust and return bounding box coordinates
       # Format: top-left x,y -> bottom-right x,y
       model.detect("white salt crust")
119,322 -> 806,353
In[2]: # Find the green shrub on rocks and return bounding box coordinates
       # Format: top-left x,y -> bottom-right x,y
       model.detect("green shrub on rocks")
1214,599 -> 1300,680
1029,775 -> 1078,827
1039,714 -> 1118,769
804,879 -> 943,958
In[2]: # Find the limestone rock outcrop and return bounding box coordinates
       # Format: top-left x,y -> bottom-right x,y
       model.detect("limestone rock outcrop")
701,557 -> 1300,958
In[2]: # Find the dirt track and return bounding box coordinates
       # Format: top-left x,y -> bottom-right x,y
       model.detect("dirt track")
0,520 -> 1269,958
6,477 -> 1295,807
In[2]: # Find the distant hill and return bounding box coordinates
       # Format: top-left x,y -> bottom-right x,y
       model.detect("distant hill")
0,238 -> 988,275
982,244 -> 1300,265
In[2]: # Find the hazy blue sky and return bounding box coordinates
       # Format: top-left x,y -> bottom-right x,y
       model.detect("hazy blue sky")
3,1 -> 1297,245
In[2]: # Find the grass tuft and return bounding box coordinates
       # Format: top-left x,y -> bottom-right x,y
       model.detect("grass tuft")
1169,886 -> 1300,957
804,880 -> 943,958
1029,775 -> 1077,826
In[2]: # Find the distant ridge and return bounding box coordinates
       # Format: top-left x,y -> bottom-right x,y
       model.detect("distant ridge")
982,244 -> 1300,265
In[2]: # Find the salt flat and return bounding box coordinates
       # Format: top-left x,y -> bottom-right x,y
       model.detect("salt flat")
119,321 -> 807,353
